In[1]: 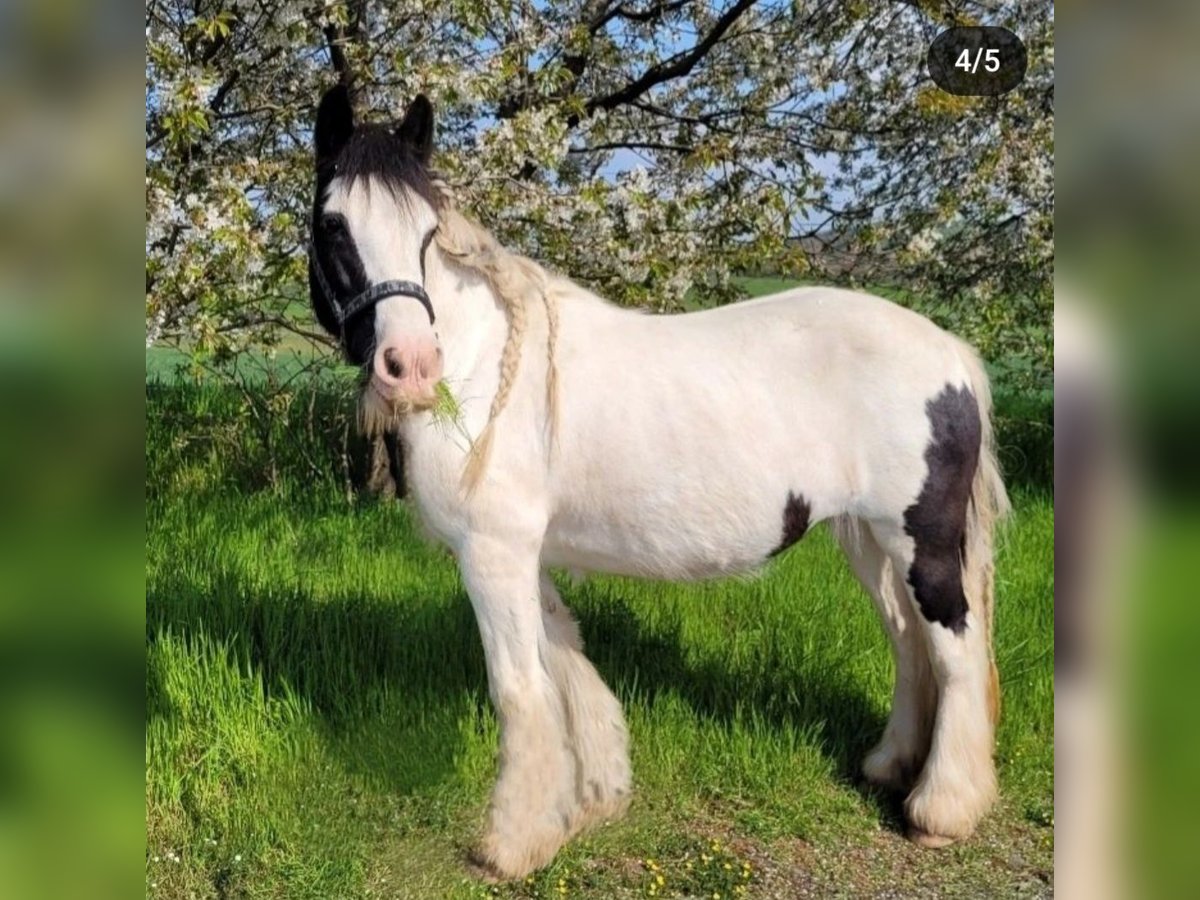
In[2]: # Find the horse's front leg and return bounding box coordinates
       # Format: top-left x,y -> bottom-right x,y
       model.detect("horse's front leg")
459,536 -> 578,880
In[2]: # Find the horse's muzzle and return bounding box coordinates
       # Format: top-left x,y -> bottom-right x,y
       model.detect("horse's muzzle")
370,338 -> 443,410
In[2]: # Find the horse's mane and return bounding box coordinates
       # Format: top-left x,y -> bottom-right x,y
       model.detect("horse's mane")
428,178 -> 560,492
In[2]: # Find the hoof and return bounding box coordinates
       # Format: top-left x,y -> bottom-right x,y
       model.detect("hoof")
902,756 -> 996,847
465,854 -> 504,884
467,844 -> 540,883
470,819 -> 569,882
907,826 -> 958,849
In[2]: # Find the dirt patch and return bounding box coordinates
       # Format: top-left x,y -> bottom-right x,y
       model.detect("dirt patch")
763,815 -> 1053,899
676,807 -> 1052,899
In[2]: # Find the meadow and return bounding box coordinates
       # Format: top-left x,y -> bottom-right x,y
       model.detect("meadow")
146,282 -> 1053,899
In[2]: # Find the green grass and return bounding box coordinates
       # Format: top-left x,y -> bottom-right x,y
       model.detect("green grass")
146,380 -> 1052,898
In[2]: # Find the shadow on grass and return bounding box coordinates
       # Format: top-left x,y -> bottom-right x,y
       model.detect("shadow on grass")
147,565 -> 486,796
571,594 -> 904,831
147,557 -> 910,829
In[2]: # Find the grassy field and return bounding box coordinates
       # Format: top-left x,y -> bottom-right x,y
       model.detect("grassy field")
146,427 -> 1052,898
147,275 -> 1052,898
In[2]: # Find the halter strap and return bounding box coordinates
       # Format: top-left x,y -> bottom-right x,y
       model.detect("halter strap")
308,240 -> 436,329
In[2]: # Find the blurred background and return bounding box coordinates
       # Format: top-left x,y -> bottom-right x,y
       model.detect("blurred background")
1057,2 -> 1200,899
0,0 -> 143,899
1060,0 -> 1200,897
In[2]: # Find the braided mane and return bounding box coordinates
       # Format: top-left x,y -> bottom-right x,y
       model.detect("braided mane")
427,178 -> 560,493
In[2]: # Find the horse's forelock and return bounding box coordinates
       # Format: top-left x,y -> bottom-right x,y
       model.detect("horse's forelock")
331,124 -> 438,209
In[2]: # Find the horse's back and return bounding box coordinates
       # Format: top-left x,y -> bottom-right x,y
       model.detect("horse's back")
677,286 -> 959,352
627,285 -> 974,401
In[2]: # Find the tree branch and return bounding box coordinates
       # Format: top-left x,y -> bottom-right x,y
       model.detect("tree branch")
589,0 -> 694,32
585,0 -> 759,114
319,0 -> 368,89
568,139 -> 693,155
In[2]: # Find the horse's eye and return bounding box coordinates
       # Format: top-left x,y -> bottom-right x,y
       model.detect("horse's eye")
321,214 -> 346,235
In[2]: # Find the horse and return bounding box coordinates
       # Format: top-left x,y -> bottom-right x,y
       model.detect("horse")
307,85 -> 1010,880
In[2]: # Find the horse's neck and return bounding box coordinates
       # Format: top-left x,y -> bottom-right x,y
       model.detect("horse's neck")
425,251 -> 508,390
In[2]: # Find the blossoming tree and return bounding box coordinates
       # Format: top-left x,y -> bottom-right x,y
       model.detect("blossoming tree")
147,0 -> 1052,383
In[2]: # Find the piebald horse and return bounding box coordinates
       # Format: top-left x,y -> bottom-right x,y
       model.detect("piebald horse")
308,86 -> 1009,880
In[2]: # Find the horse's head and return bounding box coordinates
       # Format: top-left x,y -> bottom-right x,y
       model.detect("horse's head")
309,85 -> 443,412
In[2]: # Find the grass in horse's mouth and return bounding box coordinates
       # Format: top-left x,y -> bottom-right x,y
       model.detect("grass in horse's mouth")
431,380 -> 463,425
431,379 -> 476,450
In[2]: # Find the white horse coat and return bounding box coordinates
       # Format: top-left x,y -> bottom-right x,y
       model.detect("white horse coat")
409,280 -> 977,579
308,88 -> 1009,880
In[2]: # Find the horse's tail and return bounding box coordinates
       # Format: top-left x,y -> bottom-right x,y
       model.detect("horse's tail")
955,337 -> 1011,726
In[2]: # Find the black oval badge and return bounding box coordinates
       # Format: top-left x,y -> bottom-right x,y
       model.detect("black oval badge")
927,26 -> 1027,97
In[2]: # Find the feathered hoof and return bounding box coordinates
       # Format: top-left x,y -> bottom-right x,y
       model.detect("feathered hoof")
469,832 -> 561,883
902,758 -> 996,850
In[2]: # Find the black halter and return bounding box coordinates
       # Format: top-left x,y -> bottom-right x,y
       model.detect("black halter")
308,240 -> 436,330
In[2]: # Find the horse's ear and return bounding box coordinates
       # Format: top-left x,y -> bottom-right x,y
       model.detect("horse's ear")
315,84 -> 355,163
396,94 -> 434,163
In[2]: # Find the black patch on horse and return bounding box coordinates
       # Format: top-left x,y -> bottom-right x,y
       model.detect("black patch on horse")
309,204 -> 374,364
769,491 -> 812,558
903,384 -> 981,633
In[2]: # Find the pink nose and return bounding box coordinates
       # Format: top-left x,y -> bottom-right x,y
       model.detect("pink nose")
372,339 -> 443,402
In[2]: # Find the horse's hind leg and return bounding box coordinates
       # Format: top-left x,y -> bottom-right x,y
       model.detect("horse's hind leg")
834,518 -> 936,792
869,512 -> 998,848
539,574 -> 632,828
